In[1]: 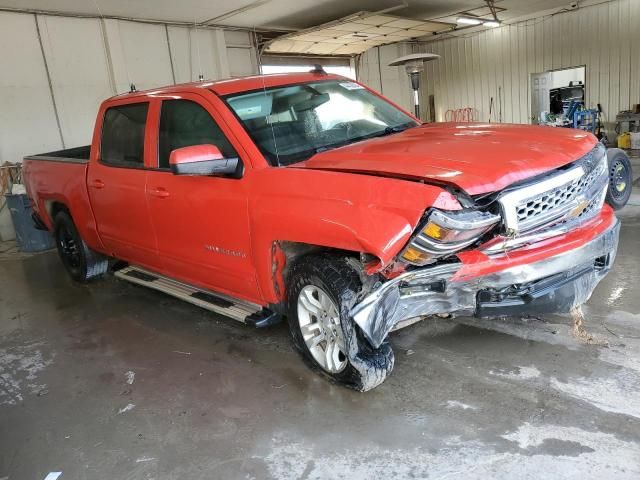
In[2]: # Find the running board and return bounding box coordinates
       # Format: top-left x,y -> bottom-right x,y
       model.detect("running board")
114,265 -> 280,326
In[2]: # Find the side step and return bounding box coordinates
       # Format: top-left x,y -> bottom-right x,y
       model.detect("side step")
114,265 -> 280,326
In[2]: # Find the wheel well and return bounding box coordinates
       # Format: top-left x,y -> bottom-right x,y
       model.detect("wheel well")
270,241 -> 376,309
278,242 -> 361,281
48,201 -> 70,223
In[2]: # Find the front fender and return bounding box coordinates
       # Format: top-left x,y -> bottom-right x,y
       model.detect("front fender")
248,168 -> 460,303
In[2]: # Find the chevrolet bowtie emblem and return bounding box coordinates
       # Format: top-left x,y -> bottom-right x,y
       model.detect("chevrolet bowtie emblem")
569,198 -> 590,218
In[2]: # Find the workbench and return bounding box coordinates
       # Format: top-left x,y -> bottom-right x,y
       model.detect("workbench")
616,112 -> 640,133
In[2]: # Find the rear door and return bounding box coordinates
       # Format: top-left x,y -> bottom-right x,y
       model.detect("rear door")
145,93 -> 260,301
87,100 -> 160,269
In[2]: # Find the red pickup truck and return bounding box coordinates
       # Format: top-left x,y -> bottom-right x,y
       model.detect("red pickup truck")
23,71 -> 624,391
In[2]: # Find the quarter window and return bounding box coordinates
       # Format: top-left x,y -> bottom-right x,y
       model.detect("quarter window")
158,99 -> 237,169
100,103 -> 149,167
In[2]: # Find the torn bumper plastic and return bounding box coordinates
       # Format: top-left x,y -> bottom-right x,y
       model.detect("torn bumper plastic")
351,216 -> 620,348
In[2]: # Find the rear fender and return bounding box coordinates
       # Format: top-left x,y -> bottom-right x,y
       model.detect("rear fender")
22,158 -> 106,252
40,196 -> 105,252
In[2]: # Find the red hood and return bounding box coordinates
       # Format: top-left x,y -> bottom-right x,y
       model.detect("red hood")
296,123 -> 597,195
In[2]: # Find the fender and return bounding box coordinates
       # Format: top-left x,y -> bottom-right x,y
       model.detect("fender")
22,159 -> 106,252
248,167 -> 461,303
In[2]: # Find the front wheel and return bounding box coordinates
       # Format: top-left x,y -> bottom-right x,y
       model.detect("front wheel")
286,254 -> 394,391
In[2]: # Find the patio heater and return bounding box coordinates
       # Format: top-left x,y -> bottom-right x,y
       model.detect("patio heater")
388,53 -> 440,119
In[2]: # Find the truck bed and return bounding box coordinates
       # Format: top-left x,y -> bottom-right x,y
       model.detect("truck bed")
22,148 -> 97,243
24,145 -> 90,163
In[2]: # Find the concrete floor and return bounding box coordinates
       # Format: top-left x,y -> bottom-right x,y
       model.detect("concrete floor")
1,208 -> 640,479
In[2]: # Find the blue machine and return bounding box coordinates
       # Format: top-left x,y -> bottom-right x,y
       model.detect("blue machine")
566,100 -> 598,133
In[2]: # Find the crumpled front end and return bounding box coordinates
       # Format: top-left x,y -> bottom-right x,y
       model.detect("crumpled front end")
352,211 -> 619,348
351,142 -> 620,349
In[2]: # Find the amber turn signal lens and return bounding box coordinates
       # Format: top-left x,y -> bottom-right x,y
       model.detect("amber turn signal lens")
401,246 -> 433,264
422,221 -> 446,240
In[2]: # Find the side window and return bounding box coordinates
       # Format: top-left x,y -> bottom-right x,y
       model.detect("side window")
158,99 -> 238,169
100,103 -> 149,167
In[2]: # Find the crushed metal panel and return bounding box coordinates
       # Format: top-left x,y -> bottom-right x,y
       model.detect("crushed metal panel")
351,219 -> 620,349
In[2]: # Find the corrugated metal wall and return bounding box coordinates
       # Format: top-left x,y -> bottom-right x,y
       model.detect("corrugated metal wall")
0,11 -> 258,163
358,0 -> 639,137
356,43 -> 414,111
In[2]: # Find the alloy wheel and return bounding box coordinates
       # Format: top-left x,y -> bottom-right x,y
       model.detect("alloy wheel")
296,285 -> 347,373
58,224 -> 81,269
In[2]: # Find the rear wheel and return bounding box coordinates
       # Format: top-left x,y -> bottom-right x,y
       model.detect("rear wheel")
605,148 -> 633,210
287,254 -> 394,391
54,211 -> 108,282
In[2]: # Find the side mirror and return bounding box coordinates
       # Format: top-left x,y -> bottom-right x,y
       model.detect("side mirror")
169,144 -> 241,177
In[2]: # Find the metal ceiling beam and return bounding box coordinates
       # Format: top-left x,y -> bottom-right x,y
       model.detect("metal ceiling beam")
0,5 -> 287,33
201,0 -> 274,26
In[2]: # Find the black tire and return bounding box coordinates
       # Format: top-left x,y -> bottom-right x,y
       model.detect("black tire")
605,148 -> 633,210
286,254 -> 394,391
54,211 -> 108,282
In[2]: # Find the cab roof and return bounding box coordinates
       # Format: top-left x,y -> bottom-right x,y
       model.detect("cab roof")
108,72 -> 347,101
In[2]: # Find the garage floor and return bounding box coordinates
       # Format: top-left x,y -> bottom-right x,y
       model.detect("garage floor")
2,207 -> 640,479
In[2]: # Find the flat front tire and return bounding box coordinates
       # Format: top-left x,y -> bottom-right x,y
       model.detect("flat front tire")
286,254 -> 394,391
54,211 -> 108,282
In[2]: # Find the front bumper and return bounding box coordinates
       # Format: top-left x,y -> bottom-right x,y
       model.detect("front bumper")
351,214 -> 620,348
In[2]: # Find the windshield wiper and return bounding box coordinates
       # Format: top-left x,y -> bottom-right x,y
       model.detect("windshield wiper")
361,124 -> 411,140
313,141 -> 351,154
386,125 -> 409,133
310,123 -> 415,155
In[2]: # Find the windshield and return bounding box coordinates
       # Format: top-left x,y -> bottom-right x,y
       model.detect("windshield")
224,80 -> 418,166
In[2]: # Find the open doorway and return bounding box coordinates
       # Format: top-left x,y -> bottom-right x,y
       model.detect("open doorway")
530,66 -> 585,124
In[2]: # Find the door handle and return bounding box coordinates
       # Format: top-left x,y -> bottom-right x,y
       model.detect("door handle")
149,187 -> 170,198
90,179 -> 105,189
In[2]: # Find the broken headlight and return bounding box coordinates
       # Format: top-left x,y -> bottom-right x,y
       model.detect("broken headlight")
400,209 -> 500,266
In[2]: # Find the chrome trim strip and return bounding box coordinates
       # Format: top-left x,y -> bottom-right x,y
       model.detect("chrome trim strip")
429,209 -> 501,230
414,234 -> 476,252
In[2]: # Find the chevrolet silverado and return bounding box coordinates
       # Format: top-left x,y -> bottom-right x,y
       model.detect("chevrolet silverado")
23,71 -> 625,390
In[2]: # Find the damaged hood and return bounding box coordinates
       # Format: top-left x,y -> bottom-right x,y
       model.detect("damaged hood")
296,123 -> 598,195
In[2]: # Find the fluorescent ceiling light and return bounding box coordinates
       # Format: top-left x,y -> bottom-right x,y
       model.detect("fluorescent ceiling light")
484,20 -> 500,27
456,16 -> 482,25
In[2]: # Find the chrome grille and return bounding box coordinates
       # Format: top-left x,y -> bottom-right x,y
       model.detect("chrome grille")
498,144 -> 608,234
515,158 -> 607,228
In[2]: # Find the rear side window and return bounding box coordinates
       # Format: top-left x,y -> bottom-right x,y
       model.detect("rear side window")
100,103 -> 149,167
158,99 -> 237,169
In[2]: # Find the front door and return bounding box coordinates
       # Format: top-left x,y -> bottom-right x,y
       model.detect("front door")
87,101 -> 160,269
145,94 -> 260,302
